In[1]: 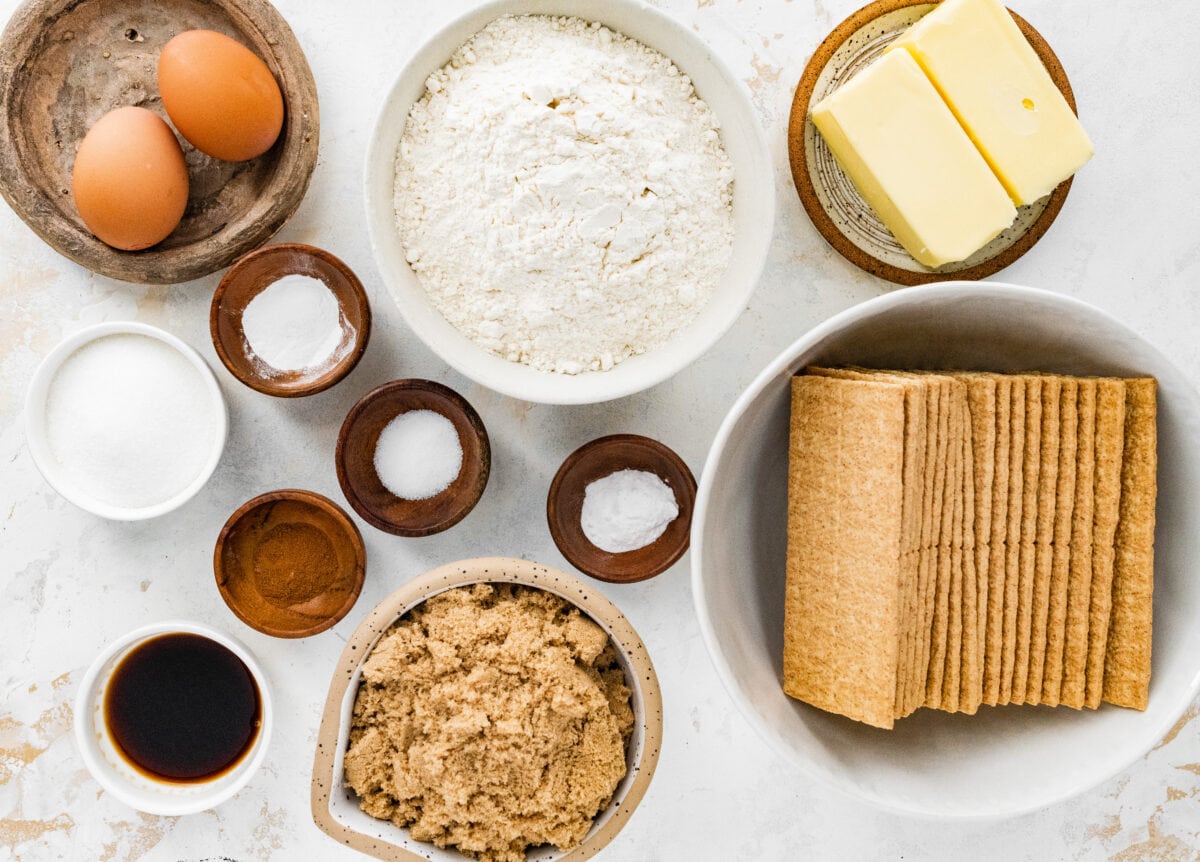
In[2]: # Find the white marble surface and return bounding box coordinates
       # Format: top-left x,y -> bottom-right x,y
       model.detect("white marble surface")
2,0 -> 1199,859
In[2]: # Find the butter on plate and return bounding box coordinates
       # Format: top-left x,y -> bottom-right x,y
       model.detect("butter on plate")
810,50 -> 1017,268
889,0 -> 1094,207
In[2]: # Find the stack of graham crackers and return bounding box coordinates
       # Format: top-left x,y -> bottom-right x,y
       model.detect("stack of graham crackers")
782,367 -> 1157,730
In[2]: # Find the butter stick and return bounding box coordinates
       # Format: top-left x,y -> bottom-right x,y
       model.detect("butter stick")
810,49 -> 1016,267
890,0 -> 1094,206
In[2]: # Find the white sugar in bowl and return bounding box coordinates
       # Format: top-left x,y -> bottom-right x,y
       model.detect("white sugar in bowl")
25,321 -> 228,520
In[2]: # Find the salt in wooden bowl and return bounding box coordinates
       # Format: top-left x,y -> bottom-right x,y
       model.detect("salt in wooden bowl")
335,380 -> 490,537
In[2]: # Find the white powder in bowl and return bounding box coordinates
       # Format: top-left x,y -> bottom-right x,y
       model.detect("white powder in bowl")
394,14 -> 735,375
373,410 -> 463,500
581,469 -> 679,553
43,334 -> 218,509
241,274 -> 350,375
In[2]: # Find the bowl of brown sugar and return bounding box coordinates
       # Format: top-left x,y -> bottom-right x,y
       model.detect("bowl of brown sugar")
215,489 -> 366,638
311,557 -> 663,862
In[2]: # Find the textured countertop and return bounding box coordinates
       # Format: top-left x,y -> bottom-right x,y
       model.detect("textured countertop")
2,0 -> 1199,859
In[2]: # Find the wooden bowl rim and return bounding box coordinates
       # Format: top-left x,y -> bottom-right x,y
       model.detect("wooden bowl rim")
335,379 -> 491,537
213,488 -> 367,639
547,433 -> 697,584
787,0 -> 1076,286
209,242 -> 372,398
0,0 -> 319,284
309,556 -> 663,862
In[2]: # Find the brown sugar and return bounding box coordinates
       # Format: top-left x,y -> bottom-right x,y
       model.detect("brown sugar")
343,583 -> 633,862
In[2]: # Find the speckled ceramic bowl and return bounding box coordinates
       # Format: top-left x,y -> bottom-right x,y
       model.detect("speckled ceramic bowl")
311,557 -> 662,861
788,0 -> 1079,285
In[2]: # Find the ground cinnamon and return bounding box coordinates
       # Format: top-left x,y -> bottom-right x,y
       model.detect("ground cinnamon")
216,495 -> 364,637
252,522 -> 337,606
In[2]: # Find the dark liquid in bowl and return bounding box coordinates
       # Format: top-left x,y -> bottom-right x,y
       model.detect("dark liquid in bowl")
104,633 -> 260,782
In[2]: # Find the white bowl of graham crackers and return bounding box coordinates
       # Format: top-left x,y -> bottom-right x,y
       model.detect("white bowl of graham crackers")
692,282 -> 1200,819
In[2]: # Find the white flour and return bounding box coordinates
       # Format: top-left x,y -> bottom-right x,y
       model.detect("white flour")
395,15 -> 735,375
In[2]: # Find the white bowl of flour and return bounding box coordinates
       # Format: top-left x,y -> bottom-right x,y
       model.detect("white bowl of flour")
25,321 -> 228,520
365,0 -> 773,404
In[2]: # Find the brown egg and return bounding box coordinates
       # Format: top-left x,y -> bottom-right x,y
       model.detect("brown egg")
158,30 -> 284,162
71,107 -> 189,252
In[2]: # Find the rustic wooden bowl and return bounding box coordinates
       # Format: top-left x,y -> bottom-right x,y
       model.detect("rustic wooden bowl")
311,556 -> 663,862
547,434 -> 696,584
788,0 -> 1077,285
214,489 -> 366,639
336,380 -> 490,537
0,0 -> 319,284
210,243 -> 371,397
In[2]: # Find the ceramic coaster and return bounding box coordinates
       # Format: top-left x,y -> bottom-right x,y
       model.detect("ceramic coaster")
788,0 -> 1078,286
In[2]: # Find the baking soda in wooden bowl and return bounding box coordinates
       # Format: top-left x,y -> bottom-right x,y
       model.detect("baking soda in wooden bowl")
241,273 -> 353,376
26,322 -> 227,519
581,469 -> 679,553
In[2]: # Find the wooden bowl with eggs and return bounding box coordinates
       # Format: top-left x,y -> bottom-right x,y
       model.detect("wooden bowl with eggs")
0,0 -> 318,284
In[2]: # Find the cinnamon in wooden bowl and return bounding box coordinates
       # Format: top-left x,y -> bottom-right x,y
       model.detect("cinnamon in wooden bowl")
214,489 -> 366,638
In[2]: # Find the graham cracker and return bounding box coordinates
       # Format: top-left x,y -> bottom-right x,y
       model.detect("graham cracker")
958,393 -> 982,714
959,376 -> 994,713
983,376 -> 1012,706
1041,379 -> 1078,706
1011,378 -> 1043,704
783,374 -> 907,728
1026,376 -> 1062,704
902,375 -> 939,717
1061,379 -> 1098,709
925,378 -> 955,708
941,385 -> 966,712
998,377 -> 1026,705
915,381 -> 946,712
806,367 -> 927,716
1084,379 -> 1128,708
896,386 -> 924,718
1102,378 -> 1157,710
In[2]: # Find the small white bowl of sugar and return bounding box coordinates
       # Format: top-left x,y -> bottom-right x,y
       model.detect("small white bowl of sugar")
25,321 -> 228,520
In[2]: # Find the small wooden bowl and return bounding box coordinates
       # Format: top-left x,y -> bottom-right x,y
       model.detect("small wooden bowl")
547,435 -> 696,584
0,0 -> 319,284
210,243 -> 371,397
214,489 -> 366,639
336,380 -> 490,537
788,0 -> 1078,285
